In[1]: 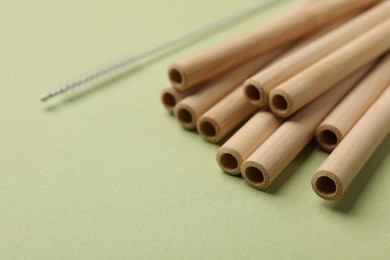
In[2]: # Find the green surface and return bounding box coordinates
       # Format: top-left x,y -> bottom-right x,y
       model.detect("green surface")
1,0 -> 389,259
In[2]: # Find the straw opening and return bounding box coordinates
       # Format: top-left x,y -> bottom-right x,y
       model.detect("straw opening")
245,84 -> 261,101
162,93 -> 176,108
271,94 -> 288,111
169,68 -> 184,85
319,129 -> 338,146
177,108 -> 193,124
199,121 -> 217,137
219,153 -> 239,171
315,176 -> 336,195
244,166 -> 265,184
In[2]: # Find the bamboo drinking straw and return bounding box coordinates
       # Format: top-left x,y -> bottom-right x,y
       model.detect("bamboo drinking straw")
196,85 -> 257,143
269,18 -> 390,118
161,86 -> 195,113
174,47 -> 286,129
195,22 -> 338,142
315,52 -> 390,152
241,65 -> 373,190
168,0 -> 380,92
216,111 -> 283,175
312,85 -> 390,200
243,1 -> 390,108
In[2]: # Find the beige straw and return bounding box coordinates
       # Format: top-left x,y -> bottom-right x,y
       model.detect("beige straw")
243,1 -> 390,108
168,0 -> 379,92
315,52 -> 390,151
161,86 -> 195,114
269,18 -> 390,118
216,111 -> 283,175
312,85 -> 390,200
174,47 -> 286,129
195,24 -> 336,142
196,85 -> 257,143
241,65 -> 373,190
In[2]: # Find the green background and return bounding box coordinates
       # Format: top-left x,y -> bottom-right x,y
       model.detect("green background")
1,0 -> 389,259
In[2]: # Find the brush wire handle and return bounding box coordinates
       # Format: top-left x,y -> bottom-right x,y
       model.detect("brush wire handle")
40,0 -> 283,101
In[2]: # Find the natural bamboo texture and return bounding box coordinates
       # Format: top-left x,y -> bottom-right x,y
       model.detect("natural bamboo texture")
241,65 -> 373,190
315,52 -> 390,152
168,0 -> 380,92
174,47 -> 286,129
311,85 -> 390,200
195,25 -> 334,142
216,111 -> 283,175
161,86 -> 194,114
269,18 -> 390,118
243,1 -> 390,108
196,85 -> 257,143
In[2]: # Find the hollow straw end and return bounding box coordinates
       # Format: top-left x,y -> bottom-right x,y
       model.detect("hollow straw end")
174,103 -> 197,130
311,170 -> 344,200
168,64 -> 187,91
161,88 -> 178,114
269,89 -> 294,118
197,116 -> 222,143
241,161 -> 270,190
243,80 -> 268,108
314,124 -> 343,152
216,147 -> 243,175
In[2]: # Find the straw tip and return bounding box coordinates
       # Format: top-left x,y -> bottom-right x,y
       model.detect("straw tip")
311,171 -> 343,200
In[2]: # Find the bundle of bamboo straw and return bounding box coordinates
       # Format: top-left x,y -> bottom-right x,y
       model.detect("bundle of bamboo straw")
160,0 -> 390,201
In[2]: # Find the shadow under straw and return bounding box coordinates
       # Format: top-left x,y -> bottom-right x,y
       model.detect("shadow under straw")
329,134 -> 390,214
